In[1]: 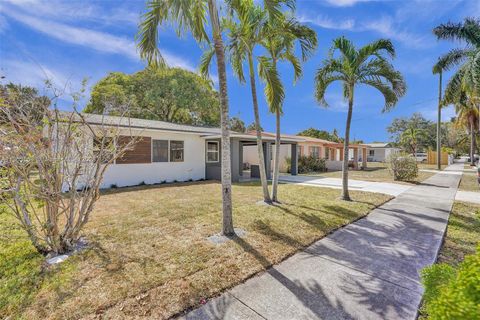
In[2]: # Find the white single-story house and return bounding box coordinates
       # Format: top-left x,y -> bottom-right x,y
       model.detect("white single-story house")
365,142 -> 400,162
75,114 -> 301,188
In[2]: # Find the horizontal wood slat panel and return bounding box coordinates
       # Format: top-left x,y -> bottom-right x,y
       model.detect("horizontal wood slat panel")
116,136 -> 151,164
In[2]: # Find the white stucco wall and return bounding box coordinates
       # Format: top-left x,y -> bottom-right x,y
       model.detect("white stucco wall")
101,129 -> 206,188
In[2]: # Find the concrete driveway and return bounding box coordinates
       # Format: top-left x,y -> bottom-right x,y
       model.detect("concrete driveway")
278,174 -> 412,197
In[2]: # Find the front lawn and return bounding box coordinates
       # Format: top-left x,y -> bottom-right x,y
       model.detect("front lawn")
302,162 -> 437,184
0,181 -> 391,320
436,201 -> 480,266
418,201 -> 480,319
459,171 -> 479,192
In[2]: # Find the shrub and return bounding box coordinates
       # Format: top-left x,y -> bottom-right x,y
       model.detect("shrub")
421,246 -> 480,319
386,152 -> 418,181
298,155 -> 326,174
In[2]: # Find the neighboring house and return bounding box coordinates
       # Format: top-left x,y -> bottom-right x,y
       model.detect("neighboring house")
365,142 -> 400,162
245,132 -> 368,172
74,114 -> 300,188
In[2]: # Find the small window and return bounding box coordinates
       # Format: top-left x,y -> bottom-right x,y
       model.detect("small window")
310,146 -> 320,159
206,141 -> 219,163
153,140 -> 169,162
369,150 -> 375,156
170,140 -> 184,162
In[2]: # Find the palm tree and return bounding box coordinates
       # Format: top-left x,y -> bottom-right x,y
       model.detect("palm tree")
400,125 -> 427,156
433,18 -> 480,161
449,90 -> 479,166
137,0 -> 235,235
433,18 -> 480,98
260,15 -> 317,202
315,37 -> 406,200
222,1 -> 272,203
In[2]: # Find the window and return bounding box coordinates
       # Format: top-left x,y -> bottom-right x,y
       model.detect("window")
152,140 -> 168,162
170,140 -> 184,162
298,145 -> 304,156
310,146 -> 320,159
325,147 -> 330,159
369,149 -> 375,156
206,141 -> 219,162
93,137 -> 113,164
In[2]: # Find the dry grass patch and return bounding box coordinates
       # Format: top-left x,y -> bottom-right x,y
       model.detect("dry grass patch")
303,162 -> 437,184
458,172 -> 479,192
1,181 -> 390,319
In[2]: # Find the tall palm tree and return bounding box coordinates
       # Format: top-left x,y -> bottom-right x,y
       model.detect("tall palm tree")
260,15 -> 317,202
137,0 -> 235,235
433,18 -> 480,98
222,2 -> 272,203
433,18 -> 480,160
315,37 -> 406,200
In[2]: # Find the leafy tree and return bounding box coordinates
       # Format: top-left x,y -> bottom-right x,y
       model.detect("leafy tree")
297,127 -> 342,142
84,68 -> 220,126
246,121 -> 263,132
0,83 -> 50,126
452,90 -> 479,165
137,0 -> 235,235
229,116 -> 246,132
315,37 -> 406,201
387,113 -> 436,151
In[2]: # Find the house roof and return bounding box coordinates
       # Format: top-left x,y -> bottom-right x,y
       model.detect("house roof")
68,112 -> 223,135
364,142 -> 395,148
247,131 -> 333,144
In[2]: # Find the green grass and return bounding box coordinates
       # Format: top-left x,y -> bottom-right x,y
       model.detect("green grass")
437,201 -> 480,267
418,201 -> 480,319
0,181 -> 391,320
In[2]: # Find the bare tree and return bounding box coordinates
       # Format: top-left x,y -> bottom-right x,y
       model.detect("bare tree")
0,86 -> 136,255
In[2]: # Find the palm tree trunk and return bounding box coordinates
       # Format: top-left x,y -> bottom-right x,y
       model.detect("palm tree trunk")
272,108 -> 281,202
247,52 -> 271,203
470,115 -> 476,166
436,71 -> 442,170
341,92 -> 354,201
208,0 -> 234,235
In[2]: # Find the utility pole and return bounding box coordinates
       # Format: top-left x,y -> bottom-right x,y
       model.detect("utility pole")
437,71 -> 442,170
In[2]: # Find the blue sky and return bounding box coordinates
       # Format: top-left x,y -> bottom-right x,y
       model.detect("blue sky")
1,0 -> 478,142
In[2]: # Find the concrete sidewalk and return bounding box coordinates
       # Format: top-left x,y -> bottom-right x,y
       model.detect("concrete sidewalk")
278,175 -> 412,197
456,190 -> 480,204
180,162 -> 463,320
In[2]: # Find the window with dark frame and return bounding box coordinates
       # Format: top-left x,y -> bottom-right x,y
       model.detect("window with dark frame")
310,146 -> 320,159
152,140 -> 169,162
170,140 -> 184,162
206,141 -> 219,162
369,149 -> 375,156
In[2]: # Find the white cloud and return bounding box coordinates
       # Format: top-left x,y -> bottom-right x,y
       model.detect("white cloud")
3,0 -> 139,25
361,16 -> 431,48
1,6 -> 194,70
299,14 -> 355,30
323,0 -> 378,7
419,104 -> 456,122
1,58 -> 70,89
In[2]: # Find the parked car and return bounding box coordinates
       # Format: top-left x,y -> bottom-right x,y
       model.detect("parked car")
413,152 -> 427,162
